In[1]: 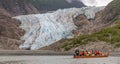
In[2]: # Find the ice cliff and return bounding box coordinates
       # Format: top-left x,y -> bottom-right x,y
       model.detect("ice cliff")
14,7 -> 104,50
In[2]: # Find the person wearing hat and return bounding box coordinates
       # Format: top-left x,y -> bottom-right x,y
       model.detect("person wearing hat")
74,47 -> 79,56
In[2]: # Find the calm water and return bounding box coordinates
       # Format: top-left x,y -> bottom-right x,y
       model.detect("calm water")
0,56 -> 119,64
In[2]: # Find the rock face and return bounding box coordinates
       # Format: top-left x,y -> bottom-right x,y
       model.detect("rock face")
0,0 -> 85,16
0,8 -> 25,50
0,0 -> 84,50
97,0 -> 120,23
93,0 -> 120,32
0,0 -> 116,50
14,7 -> 104,50
40,0 -> 120,51
28,0 -> 85,12
0,0 -> 39,16
73,14 -> 93,36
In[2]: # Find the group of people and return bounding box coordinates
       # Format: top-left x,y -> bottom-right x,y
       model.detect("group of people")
75,49 -> 105,56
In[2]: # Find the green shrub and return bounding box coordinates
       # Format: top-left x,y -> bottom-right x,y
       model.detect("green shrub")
62,43 -> 69,48
62,20 -> 120,50
115,43 -> 120,48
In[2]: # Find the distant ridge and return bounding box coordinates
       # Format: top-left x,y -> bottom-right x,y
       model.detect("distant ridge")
0,0 -> 85,16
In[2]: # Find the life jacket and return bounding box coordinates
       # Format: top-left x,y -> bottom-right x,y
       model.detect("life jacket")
98,51 -> 102,55
79,51 -> 83,55
94,51 -> 97,55
84,51 -> 88,55
90,50 -> 93,54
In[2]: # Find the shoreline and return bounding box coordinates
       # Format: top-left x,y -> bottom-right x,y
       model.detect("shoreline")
0,50 -> 119,56
0,56 -> 119,64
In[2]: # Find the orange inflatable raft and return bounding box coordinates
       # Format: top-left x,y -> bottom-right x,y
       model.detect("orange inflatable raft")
74,53 -> 109,58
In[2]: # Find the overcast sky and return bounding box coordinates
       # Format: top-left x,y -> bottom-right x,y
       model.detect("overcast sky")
80,0 -> 113,6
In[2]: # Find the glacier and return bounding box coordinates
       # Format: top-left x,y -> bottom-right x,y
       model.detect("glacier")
14,7 -> 104,50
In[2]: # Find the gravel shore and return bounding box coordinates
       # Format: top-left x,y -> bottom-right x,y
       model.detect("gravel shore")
0,56 -> 119,64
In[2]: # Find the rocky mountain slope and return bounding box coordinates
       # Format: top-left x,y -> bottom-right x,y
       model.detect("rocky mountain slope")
40,0 -> 120,52
0,0 -> 39,16
0,0 -> 85,16
0,0 -> 85,50
0,8 -> 25,50
31,0 -> 85,12
0,0 -> 117,51
14,7 -> 104,50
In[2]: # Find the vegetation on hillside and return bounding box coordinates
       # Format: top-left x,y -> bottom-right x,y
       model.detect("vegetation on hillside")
62,20 -> 120,51
111,0 -> 120,13
62,0 -> 120,51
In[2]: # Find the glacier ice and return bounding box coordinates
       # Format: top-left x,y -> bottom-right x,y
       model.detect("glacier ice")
14,7 -> 104,50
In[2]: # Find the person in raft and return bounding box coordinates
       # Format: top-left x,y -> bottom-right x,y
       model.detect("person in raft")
75,49 -> 103,56
74,48 -> 80,56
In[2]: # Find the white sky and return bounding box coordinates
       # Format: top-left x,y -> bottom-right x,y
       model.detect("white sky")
80,0 -> 113,6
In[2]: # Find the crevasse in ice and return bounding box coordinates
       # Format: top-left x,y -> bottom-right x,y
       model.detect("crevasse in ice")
14,7 -> 104,50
